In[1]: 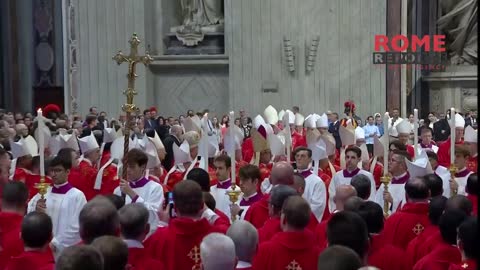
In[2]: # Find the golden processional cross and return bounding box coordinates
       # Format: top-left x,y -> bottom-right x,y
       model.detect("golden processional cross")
113,33 -> 153,181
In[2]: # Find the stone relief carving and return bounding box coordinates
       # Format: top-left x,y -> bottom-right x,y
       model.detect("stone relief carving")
430,89 -> 442,113
438,0 -> 478,65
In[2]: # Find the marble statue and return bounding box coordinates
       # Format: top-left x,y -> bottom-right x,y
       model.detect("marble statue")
438,0 -> 478,65
171,0 -> 224,46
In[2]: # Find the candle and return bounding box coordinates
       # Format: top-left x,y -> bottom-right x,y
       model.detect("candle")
450,107 -> 455,164
229,111 -> 236,185
383,112 -> 390,176
413,109 -> 418,160
37,109 -> 45,177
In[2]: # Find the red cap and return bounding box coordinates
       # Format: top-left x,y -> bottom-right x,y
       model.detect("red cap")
344,101 -> 356,111
43,104 -> 61,115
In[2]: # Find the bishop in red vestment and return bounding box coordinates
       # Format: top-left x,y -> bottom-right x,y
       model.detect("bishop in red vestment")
5,211 -> 55,270
413,209 -> 467,270
144,181 -> 221,270
380,177 -> 431,250
76,159 -> 99,200
118,204 -> 164,270
252,196 -> 321,270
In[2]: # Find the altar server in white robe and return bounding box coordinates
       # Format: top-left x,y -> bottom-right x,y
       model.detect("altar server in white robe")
293,146 -> 326,221
419,128 -> 438,153
28,155 -> 87,252
230,164 -> 263,220
450,145 -> 474,196
114,148 -> 164,234
210,154 -> 240,218
328,146 -> 376,213
426,150 -> 451,197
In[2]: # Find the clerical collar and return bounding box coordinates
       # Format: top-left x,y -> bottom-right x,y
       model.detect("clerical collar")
124,239 -> 144,248
52,182 -> 73,194
455,167 -> 471,178
297,168 -> 313,178
240,193 -> 262,206
420,143 -> 433,148
343,168 -> 360,178
129,177 -> 149,188
236,261 -> 252,268
216,179 -> 232,189
392,172 -> 409,184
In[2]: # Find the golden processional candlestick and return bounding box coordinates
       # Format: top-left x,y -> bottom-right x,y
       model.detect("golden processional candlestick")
380,175 -> 392,218
113,33 -> 153,183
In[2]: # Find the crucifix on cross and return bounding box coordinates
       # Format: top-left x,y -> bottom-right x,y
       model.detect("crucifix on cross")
286,260 -> 303,270
112,33 -> 153,183
412,223 -> 425,235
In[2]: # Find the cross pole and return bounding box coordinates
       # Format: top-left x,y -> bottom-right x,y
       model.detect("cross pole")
113,33 -> 153,185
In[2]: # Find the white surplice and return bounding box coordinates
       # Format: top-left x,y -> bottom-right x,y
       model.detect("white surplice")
375,172 -> 408,215
210,179 -> 241,219
114,178 -> 164,235
27,184 -> 86,252
296,169 -> 327,221
454,168 -> 473,196
328,169 -> 376,213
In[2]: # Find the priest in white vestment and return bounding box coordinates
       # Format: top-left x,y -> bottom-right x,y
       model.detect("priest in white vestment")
114,148 -> 164,234
375,150 -> 410,214
328,146 -> 376,213
28,155 -> 87,252
294,146 -> 326,221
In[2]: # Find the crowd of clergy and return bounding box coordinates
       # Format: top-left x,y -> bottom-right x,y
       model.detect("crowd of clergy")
0,101 -> 477,270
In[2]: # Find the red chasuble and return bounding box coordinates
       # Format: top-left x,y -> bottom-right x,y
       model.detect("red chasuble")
4,250 -> 55,270
437,139 -> 464,168
466,155 -> 477,174
24,174 -> 52,200
76,160 -> 99,201
0,212 -> 24,269
405,225 -> 439,269
258,163 -> 273,193
98,163 -> 118,196
448,259 -> 477,270
416,230 -> 443,262
368,234 -> 408,270
165,170 -> 185,191
258,215 -> 317,243
244,194 -> 269,229
127,248 -> 164,270
212,209 -> 230,234
313,219 -> 329,250
144,217 -> 221,270
406,144 -> 415,159
241,138 -> 254,164
413,241 -> 461,270
367,159 -> 384,189
252,230 -> 321,270
380,202 -> 431,250
291,132 -> 307,153
99,150 -> 111,168
13,168 -> 31,182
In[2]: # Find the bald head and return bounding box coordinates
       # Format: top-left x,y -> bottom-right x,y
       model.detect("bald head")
270,161 -> 294,186
334,185 -> 357,211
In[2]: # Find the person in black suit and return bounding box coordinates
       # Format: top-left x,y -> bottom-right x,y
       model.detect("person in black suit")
433,109 -> 451,142
328,112 -> 342,149
162,125 -> 183,170
464,111 -> 477,129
